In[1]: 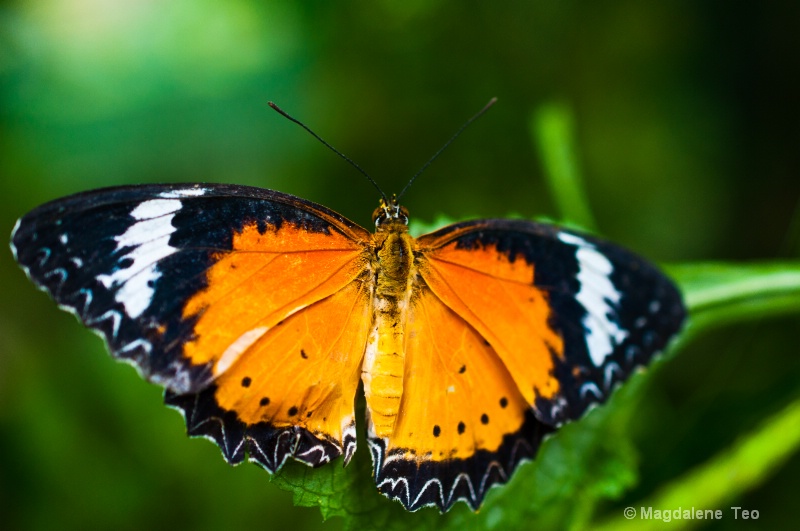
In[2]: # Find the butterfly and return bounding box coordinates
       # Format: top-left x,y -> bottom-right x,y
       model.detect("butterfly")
10,182 -> 685,512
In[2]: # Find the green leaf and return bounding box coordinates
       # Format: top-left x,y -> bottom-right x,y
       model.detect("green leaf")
531,102 -> 597,231
593,397 -> 800,531
667,262 -> 800,344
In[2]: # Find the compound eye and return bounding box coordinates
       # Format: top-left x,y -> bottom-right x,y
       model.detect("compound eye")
371,206 -> 383,225
398,205 -> 410,225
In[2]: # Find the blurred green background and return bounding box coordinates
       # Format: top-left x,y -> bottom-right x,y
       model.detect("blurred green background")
1,1 -> 799,530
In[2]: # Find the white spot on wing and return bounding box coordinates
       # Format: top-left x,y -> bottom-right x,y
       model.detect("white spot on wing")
285,305 -> 308,319
215,326 -> 269,376
558,232 -> 628,366
114,216 -> 178,246
10,217 -> 21,244
130,199 -> 182,220
97,198 -> 183,318
88,309 -> 122,338
342,420 -> 357,465
159,188 -> 207,198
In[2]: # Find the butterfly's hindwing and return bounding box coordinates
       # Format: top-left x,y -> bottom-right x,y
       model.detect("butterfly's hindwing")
187,275 -> 372,470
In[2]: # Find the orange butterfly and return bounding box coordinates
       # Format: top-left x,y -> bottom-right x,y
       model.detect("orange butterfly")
10,181 -> 684,511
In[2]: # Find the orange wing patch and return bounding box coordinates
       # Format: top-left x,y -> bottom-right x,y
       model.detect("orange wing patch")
417,239 -> 564,405
181,221 -> 369,374
214,278 -> 372,450
389,288 -> 528,460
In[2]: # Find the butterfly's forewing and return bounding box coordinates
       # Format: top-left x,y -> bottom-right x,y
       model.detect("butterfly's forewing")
416,219 -> 685,425
11,184 -> 373,467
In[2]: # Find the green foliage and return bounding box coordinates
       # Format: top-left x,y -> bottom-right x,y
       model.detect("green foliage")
531,102 -> 597,233
669,262 -> 800,340
595,398 -> 800,531
2,3 -> 798,530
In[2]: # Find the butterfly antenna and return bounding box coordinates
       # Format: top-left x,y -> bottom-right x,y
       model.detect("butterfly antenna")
268,102 -> 389,204
397,97 -> 498,202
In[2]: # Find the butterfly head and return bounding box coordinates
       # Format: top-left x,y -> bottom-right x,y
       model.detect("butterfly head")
372,195 -> 409,232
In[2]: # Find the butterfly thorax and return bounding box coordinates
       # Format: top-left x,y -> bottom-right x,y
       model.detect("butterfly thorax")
363,217 -> 417,438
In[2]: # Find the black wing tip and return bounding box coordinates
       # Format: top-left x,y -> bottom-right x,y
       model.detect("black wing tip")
534,228 -> 688,425
11,218 -> 214,396
164,385 -> 346,471
369,411 -> 552,512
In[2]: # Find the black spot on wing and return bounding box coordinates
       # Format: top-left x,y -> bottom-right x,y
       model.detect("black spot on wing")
369,410 -> 554,512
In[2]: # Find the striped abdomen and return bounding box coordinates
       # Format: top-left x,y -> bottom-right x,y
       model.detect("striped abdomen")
362,227 -> 415,438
